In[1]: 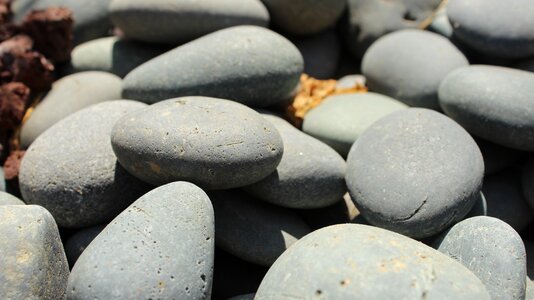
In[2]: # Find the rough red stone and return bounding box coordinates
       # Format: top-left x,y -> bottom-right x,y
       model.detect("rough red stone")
0,82 -> 30,130
3,149 -> 24,180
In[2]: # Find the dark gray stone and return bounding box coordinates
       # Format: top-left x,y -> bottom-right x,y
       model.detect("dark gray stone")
111,97 -> 284,189
302,93 -> 407,157
484,169 -> 533,231
475,138 -> 527,175
64,225 -> 105,267
521,159 -> 534,212
109,0 -> 269,44
439,65 -> 534,151
344,0 -> 442,57
346,108 -> 484,238
362,29 -> 468,110
447,0 -> 534,59
256,224 -> 490,300
122,26 -> 303,107
293,30 -> 340,79
228,294 -> 255,300
20,71 -> 122,148
0,191 -> 25,205
210,190 -> 310,266
67,182 -> 214,299
433,216 -> 526,300
65,36 -> 165,78
0,205 -> 69,299
19,100 -> 151,228
261,0 -> 346,35
244,115 -> 346,209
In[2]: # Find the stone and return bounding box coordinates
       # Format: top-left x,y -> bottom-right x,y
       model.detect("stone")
19,100 -> 151,228
293,30 -> 340,79
303,92 -> 408,157
65,36 -> 165,78
0,191 -> 25,205
433,216 -> 526,300
0,205 -> 69,299
122,26 -> 303,107
475,138 -> 526,175
521,159 -> 534,212
261,0 -> 346,35
439,65 -> 534,151
428,6 -> 453,38
64,224 -> 105,267
0,168 -> 5,191
111,97 -> 284,189
20,71 -> 122,148
255,224 -> 490,300
346,108 -> 484,238
362,29 -> 468,110
336,74 -> 366,89
526,241 -> 534,281
210,189 -> 310,266
109,0 -> 269,44
228,294 -> 255,300
244,115 -> 346,209
447,0 -> 534,59
67,182 -> 214,299
465,192 -> 487,219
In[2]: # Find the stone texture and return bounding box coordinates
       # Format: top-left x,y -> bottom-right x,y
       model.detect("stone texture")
67,182 -> 215,299
64,225 -> 105,267
0,191 -> 25,205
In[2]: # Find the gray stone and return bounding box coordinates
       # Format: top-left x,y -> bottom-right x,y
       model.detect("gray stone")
244,115 -> 346,209
433,216 -> 526,300
109,0 -> 269,44
475,138 -> 526,175
64,225 -> 105,267
256,224 -> 491,300
228,294 -> 255,300
362,29 -> 468,110
526,241 -> 534,281
346,108 -> 484,238
439,65 -> 534,151
344,0 -> 442,57
111,97 -> 284,189
67,182 -> 214,299
303,92 -> 408,157
0,168 -> 5,191
293,30 -> 340,79
20,71 -> 122,148
0,205 -> 69,299
429,6 -> 453,38
122,26 -> 303,107
447,0 -> 534,59
210,190 -> 310,266
484,169 -> 533,231
0,191 -> 25,205
65,36 -> 165,78
261,0 -> 346,35
521,159 -> 534,212
19,100 -> 151,228
336,74 -> 366,89
527,279 -> 534,300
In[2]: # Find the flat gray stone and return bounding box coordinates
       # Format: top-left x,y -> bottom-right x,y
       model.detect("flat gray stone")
0,191 -> 25,205
244,115 -> 346,209
67,182 -> 214,299
261,0 -> 346,35
111,97 -> 284,189
64,225 -> 105,267
293,30 -> 340,79
20,71 -> 122,148
439,65 -> 534,151
447,0 -> 534,59
433,216 -> 526,300
122,26 -> 303,107
210,189 -> 310,266
362,29 -> 468,110
346,108 -> 484,238
109,0 -> 269,44
303,93 -> 408,157
20,100 -> 151,228
256,224 -> 490,300
0,205 -> 69,299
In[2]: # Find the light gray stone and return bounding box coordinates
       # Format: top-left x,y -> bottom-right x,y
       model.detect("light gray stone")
0,191 -> 25,205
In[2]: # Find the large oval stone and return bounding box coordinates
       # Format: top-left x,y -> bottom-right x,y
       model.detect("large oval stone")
111,97 -> 284,189
67,182 -> 215,299
19,100 -> 151,228
122,26 -> 303,107
439,65 -> 534,151
346,108 -> 484,238
255,224 -> 490,299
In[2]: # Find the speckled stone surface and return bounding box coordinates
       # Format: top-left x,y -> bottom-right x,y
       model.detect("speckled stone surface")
19,101 -> 151,228
64,225 -> 105,267
293,30 -> 340,79
0,205 -> 69,299
109,0 -> 270,44
433,216 -> 526,300
439,65 -> 534,151
256,224 -> 490,300
67,182 -> 215,299
20,71 -> 122,148
0,191 -> 25,205
122,26 -> 303,107
244,115 -> 346,209
346,108 -> 484,238
447,0 -> 534,59
362,29 -> 468,110
303,93 -> 408,157
111,97 -> 284,189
